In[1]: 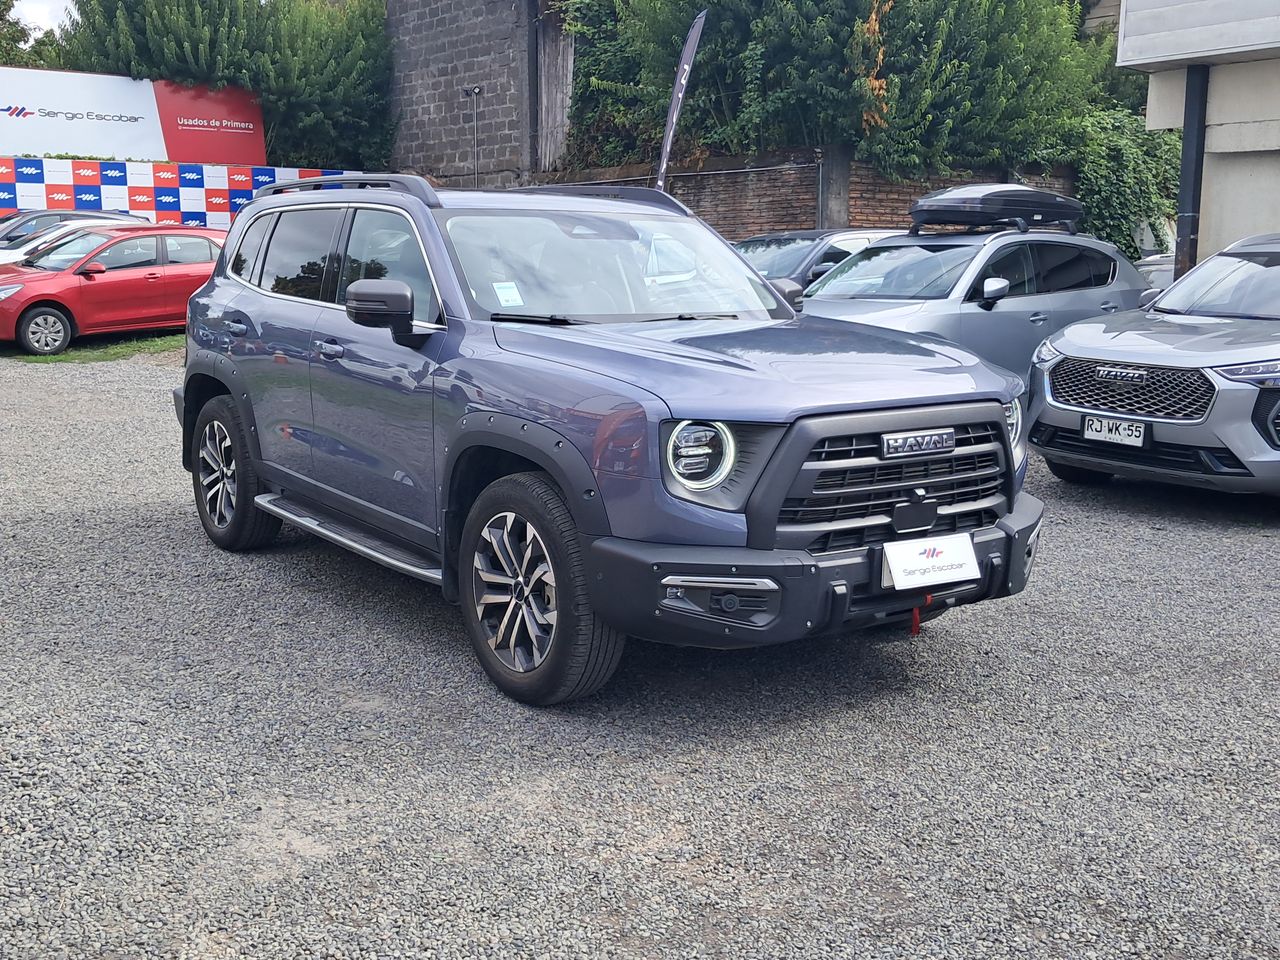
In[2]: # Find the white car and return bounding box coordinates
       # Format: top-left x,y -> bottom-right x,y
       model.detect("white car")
0,218 -> 152,266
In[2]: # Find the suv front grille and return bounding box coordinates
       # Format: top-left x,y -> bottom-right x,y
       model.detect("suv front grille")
773,417 -> 1009,556
1048,358 -> 1216,421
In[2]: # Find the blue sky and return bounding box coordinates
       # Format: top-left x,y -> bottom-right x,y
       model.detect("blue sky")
14,0 -> 71,33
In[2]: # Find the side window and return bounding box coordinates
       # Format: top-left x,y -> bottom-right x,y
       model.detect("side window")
1034,243 -> 1114,293
165,236 -> 215,264
337,209 -> 435,321
818,245 -> 851,266
14,215 -> 59,238
259,209 -> 343,301
829,237 -> 869,256
231,215 -> 272,282
95,236 -> 160,271
969,244 -> 1035,300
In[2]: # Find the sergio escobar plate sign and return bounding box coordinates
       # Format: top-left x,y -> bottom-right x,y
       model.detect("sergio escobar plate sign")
0,66 -> 266,165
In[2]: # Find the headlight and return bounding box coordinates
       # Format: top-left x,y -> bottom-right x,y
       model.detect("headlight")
1032,338 -> 1062,366
0,284 -> 23,302
1003,398 -> 1027,467
666,420 -> 736,491
1215,359 -> 1280,388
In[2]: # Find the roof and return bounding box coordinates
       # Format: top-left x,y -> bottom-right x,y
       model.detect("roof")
1227,233 -> 1280,252
738,228 -> 902,242
80,223 -> 227,239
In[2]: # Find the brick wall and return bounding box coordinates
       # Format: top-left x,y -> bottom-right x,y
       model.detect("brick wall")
388,0 -> 532,187
536,150 -> 1074,241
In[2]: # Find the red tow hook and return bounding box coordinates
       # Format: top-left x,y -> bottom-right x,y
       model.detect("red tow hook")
910,594 -> 933,637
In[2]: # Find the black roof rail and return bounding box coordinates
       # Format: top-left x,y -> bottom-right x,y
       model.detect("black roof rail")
510,184 -> 692,216
255,174 -> 441,207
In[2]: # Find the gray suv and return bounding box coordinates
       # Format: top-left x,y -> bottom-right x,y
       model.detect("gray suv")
1029,234 -> 1280,494
802,186 -> 1148,378
176,175 -> 1043,704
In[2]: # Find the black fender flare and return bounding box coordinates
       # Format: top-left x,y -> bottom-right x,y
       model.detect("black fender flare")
442,412 -> 612,538
179,349 -> 264,470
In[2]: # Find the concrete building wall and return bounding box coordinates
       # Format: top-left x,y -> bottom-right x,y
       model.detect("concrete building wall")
388,0 -> 533,187
1200,152 -> 1280,257
1118,0 -> 1280,69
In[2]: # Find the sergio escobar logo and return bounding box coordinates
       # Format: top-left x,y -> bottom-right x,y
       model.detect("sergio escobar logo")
901,560 -> 969,577
37,107 -> 145,123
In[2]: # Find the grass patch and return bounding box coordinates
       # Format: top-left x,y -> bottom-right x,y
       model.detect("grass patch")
1,331 -> 185,364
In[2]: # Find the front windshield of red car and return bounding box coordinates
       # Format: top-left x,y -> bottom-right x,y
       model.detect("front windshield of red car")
25,232 -> 108,271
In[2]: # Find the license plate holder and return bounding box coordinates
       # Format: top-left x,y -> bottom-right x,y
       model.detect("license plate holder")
881,532 -> 981,591
1082,415 -> 1146,447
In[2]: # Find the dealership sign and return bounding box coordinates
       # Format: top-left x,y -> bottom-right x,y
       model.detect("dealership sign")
0,158 -> 352,230
0,66 -> 267,165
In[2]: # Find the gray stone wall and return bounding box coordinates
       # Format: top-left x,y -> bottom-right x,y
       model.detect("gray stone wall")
388,0 -> 533,187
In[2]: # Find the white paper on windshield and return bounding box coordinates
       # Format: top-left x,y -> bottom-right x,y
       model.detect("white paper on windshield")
492,282 -> 524,308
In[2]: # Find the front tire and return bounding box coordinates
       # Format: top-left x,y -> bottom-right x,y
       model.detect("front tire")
17,306 -> 73,356
191,396 -> 281,551
460,472 -> 625,705
1046,459 -> 1114,486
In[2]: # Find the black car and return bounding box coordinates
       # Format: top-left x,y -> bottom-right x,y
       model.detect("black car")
0,209 -> 144,245
736,228 -> 901,288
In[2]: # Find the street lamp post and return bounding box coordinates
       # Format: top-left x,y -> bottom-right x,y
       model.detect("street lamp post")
464,85 -> 483,188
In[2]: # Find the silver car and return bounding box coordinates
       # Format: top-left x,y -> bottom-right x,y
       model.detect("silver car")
802,229 -> 1149,377
1028,234 -> 1280,494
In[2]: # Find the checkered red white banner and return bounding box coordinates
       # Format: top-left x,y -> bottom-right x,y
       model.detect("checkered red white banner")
0,158 -> 356,230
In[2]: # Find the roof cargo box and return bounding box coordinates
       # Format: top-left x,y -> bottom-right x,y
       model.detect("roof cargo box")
909,183 -> 1083,234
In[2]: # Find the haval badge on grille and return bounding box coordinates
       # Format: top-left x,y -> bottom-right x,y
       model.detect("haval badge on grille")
1095,366 -> 1148,385
881,428 -> 956,458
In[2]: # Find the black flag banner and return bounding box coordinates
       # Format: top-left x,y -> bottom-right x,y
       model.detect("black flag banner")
655,9 -> 708,193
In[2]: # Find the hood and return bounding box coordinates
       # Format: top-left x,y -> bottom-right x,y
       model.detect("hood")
1052,309 -> 1280,367
800,297 -> 932,330
0,263 -> 53,283
493,314 -> 1020,422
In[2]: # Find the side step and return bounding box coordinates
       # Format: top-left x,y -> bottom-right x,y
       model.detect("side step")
255,493 -> 443,586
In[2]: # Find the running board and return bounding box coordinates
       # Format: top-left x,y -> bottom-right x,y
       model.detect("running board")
254,493 -> 443,586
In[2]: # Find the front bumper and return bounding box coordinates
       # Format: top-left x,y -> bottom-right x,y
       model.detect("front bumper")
586,491 -> 1044,649
1029,365 -> 1280,494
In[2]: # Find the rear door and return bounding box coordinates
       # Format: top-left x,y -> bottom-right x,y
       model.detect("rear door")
75,235 -> 167,331
161,234 -> 220,321
1030,241 -> 1127,328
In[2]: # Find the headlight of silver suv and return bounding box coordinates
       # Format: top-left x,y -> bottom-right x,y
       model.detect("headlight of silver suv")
1216,359 -> 1280,388
0,284 -> 24,302
1003,398 -> 1027,466
1032,338 -> 1062,367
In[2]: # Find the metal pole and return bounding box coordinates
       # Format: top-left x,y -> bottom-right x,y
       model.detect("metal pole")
1174,65 -> 1210,279
469,85 -> 482,189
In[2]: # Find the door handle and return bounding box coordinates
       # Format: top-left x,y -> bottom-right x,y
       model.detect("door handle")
1029,313 -> 1049,324
225,321 -> 248,336
316,339 -> 345,359
144,272 -> 162,281
1100,301 -> 1120,313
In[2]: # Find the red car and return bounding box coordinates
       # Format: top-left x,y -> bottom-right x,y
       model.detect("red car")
0,224 -> 225,355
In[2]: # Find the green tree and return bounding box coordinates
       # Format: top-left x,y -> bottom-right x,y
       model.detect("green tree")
1,0 -> 57,67
57,0 -> 393,169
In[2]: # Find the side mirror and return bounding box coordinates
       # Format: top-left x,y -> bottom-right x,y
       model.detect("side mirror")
346,278 -> 417,336
1138,288 -> 1162,309
980,277 -> 1010,308
80,261 -> 107,276
769,277 -> 805,311
809,261 -> 836,281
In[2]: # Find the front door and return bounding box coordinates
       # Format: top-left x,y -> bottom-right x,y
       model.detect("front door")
308,207 -> 443,537
75,235 -> 167,330
958,242 -> 1051,377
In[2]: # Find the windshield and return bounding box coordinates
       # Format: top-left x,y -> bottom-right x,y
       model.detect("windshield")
439,210 -> 784,322
1155,252 -> 1280,320
26,231 -> 107,271
806,243 -> 978,300
4,222 -> 68,251
735,236 -> 820,278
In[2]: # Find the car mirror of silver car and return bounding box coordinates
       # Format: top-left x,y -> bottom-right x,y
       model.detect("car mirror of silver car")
769,277 -> 805,311
1138,288 -> 1162,309
345,278 -> 444,340
980,277 -> 1010,308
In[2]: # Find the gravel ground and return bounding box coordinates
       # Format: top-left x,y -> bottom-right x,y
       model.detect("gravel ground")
1,353 -> 1278,959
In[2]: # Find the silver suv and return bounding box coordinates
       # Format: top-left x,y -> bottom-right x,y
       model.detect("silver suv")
801,185 -> 1148,378
1028,234 -> 1280,494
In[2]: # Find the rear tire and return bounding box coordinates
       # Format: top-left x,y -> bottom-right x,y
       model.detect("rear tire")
459,472 -> 625,705
17,305 -> 73,356
1046,459 -> 1113,486
191,395 -> 281,551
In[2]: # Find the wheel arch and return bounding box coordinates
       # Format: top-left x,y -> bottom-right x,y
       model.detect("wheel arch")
20,299 -> 78,335
440,415 -> 612,603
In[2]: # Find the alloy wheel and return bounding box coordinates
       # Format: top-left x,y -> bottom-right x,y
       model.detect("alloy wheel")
26,313 -> 67,353
472,512 -> 558,673
198,421 -> 237,528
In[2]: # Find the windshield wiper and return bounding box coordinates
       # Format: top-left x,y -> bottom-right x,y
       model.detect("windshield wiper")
487,312 -> 584,325
635,312 -> 741,323
1151,305 -> 1183,315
